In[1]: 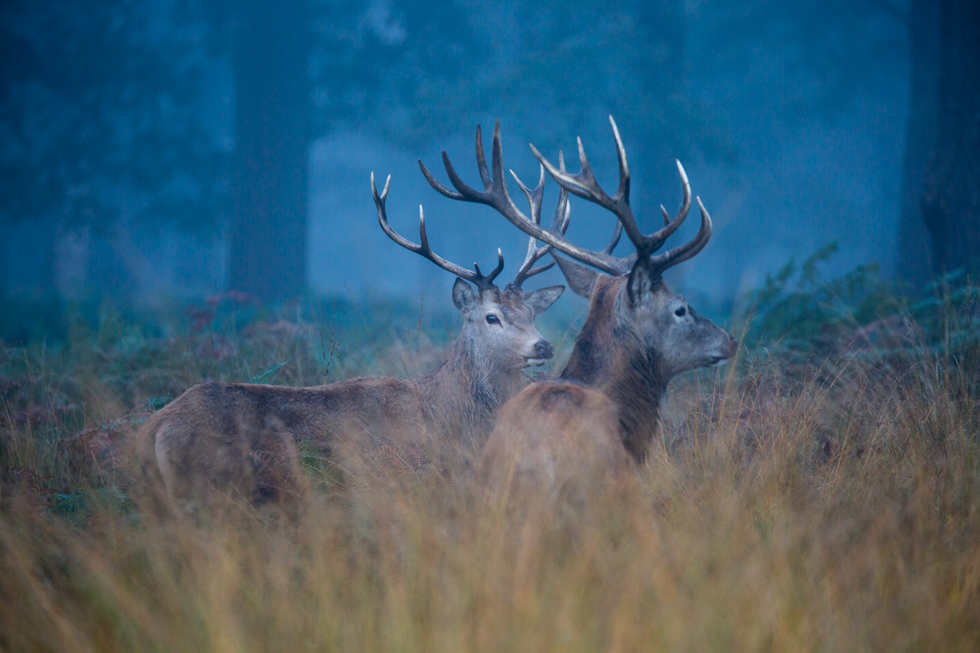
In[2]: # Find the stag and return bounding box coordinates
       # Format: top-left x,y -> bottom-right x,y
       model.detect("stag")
418,118 -> 736,498
134,170 -> 567,513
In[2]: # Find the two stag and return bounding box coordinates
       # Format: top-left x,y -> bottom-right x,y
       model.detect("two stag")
136,116 -> 735,513
416,118 -> 736,498
135,172 -> 567,513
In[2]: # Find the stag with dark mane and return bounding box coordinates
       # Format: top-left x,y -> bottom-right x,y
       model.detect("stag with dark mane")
418,118 -> 736,498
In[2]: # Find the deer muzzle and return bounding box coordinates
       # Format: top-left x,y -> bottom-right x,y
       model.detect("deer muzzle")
524,339 -> 555,366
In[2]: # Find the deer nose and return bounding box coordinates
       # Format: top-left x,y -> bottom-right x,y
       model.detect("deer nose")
726,334 -> 738,357
534,340 -> 554,359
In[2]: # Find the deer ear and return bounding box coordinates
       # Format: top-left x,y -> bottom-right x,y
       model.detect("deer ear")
452,278 -> 478,313
553,253 -> 599,298
626,262 -> 657,306
524,285 -> 564,315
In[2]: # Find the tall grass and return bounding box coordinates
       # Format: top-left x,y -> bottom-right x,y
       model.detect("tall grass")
1,271 -> 978,652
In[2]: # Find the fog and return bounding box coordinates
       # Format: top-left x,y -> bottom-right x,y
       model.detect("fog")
1,0 -> 967,325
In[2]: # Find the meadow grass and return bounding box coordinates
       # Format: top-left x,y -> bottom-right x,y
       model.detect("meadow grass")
1,275 -> 978,652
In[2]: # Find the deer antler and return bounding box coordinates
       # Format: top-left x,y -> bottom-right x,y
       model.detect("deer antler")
419,122 -> 626,277
507,152 -> 573,289
529,116 -> 712,278
371,172 -> 504,291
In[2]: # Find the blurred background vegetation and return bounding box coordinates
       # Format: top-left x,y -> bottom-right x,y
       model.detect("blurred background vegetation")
1,0 -> 976,338
1,3 -> 979,646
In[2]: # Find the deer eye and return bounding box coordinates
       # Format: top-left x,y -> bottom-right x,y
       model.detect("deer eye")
674,306 -> 687,317
485,314 -> 500,325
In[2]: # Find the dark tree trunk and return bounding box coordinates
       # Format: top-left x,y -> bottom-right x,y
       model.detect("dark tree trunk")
896,0 -> 940,288
229,0 -> 310,301
921,0 -> 980,277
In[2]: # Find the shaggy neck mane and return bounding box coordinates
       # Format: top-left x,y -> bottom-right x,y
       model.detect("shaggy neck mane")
560,275 -> 670,461
418,320 -> 526,440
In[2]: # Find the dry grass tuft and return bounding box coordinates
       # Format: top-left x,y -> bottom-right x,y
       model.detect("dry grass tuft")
1,286 -> 979,651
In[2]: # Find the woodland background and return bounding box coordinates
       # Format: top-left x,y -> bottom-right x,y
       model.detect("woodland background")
1,0 -> 977,330
2,4 -> 980,651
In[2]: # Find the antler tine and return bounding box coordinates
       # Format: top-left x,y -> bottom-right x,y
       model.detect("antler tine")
513,201 -> 572,286
603,219 -> 623,255
418,159 -> 463,200
531,117 -> 697,265
371,172 -> 503,291
549,151 -> 573,235
475,124 -> 493,189
472,248 -> 505,286
591,115 -> 628,263
419,122 -> 625,277
647,196 -> 713,274
509,153 -> 573,289
530,116 -> 649,255
419,122 -> 529,223
511,163 -> 547,227
608,115 -> 631,202
639,159 -> 692,254
509,164 -> 550,289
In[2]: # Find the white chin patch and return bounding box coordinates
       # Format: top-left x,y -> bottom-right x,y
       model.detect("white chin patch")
524,358 -> 549,367
710,357 -> 730,367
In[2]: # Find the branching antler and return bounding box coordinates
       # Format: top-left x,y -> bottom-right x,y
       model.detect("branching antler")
529,116 -> 712,278
418,124 -> 580,289
419,122 -> 628,277
508,152 -> 572,289
371,172 -> 504,291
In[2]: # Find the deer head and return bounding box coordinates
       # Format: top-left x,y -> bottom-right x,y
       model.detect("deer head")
526,117 -> 736,377
417,118 -> 736,389
370,172 -> 564,373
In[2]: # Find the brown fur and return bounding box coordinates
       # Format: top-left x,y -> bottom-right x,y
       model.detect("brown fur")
480,382 -> 626,504
480,272 -> 736,498
561,278 -> 671,460
134,284 -> 562,514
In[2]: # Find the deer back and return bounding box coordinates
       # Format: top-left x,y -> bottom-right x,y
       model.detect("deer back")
447,118 -> 738,499
136,285 -> 562,515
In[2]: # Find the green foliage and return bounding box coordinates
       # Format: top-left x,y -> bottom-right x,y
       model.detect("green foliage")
745,244 -> 979,367
910,270 -> 980,354
143,395 -> 173,412
745,243 -> 902,352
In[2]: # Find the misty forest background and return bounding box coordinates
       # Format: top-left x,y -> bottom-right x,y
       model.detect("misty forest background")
0,0 -> 978,336
2,4 -> 980,649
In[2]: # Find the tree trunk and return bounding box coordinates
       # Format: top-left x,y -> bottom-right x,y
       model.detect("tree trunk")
921,0 -> 980,278
228,0 -> 310,301
896,0 -> 940,288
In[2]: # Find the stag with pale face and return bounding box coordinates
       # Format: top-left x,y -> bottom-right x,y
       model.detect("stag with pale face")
135,168 -> 567,514
418,118 -> 735,497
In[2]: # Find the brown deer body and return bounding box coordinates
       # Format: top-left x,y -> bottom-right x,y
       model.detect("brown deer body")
135,172 -> 566,514
483,273 -> 735,500
417,119 -> 735,499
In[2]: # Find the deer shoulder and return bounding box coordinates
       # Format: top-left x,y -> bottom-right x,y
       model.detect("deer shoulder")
134,166 -> 567,515
426,119 -> 737,499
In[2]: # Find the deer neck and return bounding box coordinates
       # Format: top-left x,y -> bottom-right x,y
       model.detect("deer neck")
420,332 -> 525,439
560,276 -> 669,461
